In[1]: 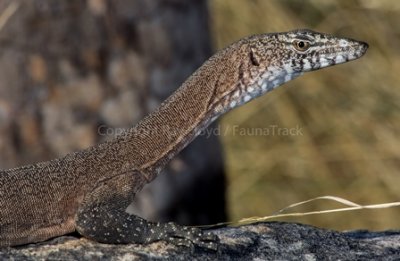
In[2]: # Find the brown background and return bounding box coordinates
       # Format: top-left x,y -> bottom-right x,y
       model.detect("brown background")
212,0 -> 400,230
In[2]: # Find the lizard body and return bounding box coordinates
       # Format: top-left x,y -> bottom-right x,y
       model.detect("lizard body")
0,29 -> 368,248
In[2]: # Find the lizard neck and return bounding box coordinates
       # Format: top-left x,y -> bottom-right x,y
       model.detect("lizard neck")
114,43 -> 300,182
118,51 -> 236,181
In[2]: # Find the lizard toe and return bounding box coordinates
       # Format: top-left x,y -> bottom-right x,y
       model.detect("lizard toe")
162,223 -> 219,250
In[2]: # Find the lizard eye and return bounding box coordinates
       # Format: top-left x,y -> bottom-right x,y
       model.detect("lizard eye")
292,40 -> 310,52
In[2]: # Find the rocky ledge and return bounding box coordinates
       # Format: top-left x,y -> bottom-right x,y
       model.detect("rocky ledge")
1,222 -> 399,260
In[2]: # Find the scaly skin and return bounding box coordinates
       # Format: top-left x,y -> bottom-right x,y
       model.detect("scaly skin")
0,29 -> 368,249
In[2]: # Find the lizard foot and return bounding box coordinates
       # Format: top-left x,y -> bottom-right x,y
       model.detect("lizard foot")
149,222 -> 219,251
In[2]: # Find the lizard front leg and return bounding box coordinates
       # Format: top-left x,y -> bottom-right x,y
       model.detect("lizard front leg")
75,172 -> 218,250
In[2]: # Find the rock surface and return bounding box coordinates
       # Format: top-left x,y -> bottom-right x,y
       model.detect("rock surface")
1,222 -> 399,260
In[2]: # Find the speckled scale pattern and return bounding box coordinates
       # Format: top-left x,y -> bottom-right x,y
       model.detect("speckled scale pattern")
0,29 -> 368,248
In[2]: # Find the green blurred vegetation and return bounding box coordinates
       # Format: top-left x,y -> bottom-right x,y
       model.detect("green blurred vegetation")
209,0 -> 400,230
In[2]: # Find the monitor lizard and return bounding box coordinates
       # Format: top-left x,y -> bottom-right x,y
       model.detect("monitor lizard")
0,29 -> 368,249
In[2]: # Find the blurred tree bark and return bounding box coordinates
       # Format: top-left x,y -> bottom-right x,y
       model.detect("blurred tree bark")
0,0 -> 226,225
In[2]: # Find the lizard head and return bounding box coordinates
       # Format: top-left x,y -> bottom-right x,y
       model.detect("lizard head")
259,29 -> 368,72
246,29 -> 368,82
218,29 -> 368,113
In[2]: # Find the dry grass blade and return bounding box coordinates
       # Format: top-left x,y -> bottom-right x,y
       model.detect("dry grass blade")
238,196 -> 400,224
196,196 -> 400,229
0,2 -> 19,33
273,196 -> 362,214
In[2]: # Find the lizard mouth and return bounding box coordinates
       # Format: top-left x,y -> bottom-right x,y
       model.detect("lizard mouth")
307,39 -> 369,70
331,39 -> 369,61
358,41 -> 369,53
355,40 -> 369,59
